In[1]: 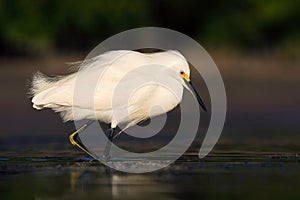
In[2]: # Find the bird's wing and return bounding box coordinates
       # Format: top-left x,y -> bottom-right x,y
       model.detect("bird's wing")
31,50 -> 180,123
31,50 -> 134,109
78,50 -> 133,71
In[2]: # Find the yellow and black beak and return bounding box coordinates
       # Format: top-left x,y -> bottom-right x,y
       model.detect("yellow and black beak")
180,71 -> 207,112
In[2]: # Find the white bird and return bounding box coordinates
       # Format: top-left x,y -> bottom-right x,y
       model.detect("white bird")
30,50 -> 207,159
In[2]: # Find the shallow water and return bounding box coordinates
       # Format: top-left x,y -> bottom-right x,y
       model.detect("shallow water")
1,151 -> 300,200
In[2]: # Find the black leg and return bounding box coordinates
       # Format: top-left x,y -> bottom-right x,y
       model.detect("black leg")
103,128 -> 115,161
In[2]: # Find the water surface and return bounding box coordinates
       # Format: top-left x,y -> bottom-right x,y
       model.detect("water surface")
1,151 -> 300,200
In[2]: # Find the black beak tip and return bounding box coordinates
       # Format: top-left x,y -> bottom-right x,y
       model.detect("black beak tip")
188,81 -> 208,113
200,102 -> 207,112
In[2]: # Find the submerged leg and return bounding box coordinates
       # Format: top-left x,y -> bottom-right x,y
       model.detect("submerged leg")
103,128 -> 115,161
69,121 -> 97,159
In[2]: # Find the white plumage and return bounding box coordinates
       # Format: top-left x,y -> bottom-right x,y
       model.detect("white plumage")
30,50 -> 193,129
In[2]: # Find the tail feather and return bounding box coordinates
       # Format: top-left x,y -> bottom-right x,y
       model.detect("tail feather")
30,71 -> 73,110
29,71 -> 63,97
29,71 -> 96,122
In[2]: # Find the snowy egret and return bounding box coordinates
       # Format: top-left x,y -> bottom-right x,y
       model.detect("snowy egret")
30,50 -> 207,159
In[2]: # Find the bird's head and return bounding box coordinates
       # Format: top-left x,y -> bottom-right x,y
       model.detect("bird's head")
178,69 -> 207,112
168,50 -> 207,112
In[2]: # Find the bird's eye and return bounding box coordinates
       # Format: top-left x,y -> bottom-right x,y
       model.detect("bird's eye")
180,70 -> 184,75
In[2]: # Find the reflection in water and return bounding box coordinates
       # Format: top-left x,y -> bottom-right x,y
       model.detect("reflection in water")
111,175 -> 173,199
70,171 -> 81,192
1,154 -> 300,199
67,170 -> 174,200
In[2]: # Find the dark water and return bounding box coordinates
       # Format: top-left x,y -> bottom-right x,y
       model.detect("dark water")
1,152 -> 300,200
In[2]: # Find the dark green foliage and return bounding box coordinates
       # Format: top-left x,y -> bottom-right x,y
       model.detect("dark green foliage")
0,0 -> 299,55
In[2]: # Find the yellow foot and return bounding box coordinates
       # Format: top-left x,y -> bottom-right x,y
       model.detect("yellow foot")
69,124 -> 98,160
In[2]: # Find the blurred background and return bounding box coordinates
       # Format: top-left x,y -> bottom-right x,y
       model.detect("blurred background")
0,0 -> 300,154
1,1 -> 300,199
